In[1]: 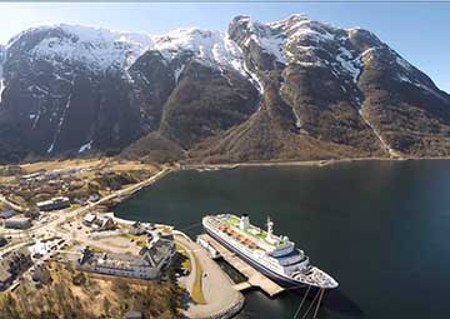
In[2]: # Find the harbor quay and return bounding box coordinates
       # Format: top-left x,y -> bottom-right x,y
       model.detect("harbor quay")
197,233 -> 285,297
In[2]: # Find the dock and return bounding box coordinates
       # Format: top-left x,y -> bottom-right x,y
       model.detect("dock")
198,234 -> 285,297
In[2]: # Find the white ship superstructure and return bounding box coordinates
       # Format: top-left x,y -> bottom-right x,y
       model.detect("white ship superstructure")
202,214 -> 338,289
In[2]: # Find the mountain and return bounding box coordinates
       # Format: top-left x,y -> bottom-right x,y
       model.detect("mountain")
0,45 -> 5,104
0,15 -> 449,164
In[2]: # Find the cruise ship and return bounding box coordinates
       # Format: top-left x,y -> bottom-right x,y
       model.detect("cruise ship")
202,214 -> 338,289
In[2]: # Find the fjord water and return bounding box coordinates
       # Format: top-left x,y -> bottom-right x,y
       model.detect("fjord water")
114,160 -> 450,319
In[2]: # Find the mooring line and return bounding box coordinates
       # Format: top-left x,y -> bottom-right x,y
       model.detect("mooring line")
293,285 -> 311,319
302,288 -> 322,319
313,288 -> 326,319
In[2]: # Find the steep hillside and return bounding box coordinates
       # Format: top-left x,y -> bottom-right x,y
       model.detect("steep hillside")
189,15 -> 450,163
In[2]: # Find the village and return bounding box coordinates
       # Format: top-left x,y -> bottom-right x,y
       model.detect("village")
0,159 -> 192,318
0,158 -> 268,319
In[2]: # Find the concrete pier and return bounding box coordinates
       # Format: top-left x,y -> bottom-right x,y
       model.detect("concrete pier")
198,234 -> 285,297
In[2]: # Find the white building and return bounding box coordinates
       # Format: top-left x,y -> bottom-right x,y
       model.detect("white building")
78,236 -> 175,280
82,214 -> 97,226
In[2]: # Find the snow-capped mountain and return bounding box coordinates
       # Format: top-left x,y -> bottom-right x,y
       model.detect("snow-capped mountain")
0,15 -> 449,164
7,24 -> 153,72
220,15 -> 450,161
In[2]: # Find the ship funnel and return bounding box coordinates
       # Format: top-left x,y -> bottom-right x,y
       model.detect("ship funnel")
240,214 -> 250,231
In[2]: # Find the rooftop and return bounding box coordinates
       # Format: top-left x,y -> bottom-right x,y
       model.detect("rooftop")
81,236 -> 174,270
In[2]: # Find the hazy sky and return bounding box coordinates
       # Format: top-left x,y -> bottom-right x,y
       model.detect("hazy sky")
0,2 -> 449,92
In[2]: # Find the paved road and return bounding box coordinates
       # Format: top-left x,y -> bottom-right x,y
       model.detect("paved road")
175,233 -> 244,319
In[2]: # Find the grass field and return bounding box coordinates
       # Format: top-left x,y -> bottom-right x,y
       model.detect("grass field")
20,158 -> 105,174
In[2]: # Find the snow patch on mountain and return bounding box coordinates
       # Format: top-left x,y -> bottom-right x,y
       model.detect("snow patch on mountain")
48,91 -> 72,153
29,24 -> 153,72
152,28 -> 246,73
236,15 -> 342,69
396,56 -> 413,72
282,16 -> 334,45
235,16 -> 287,64
78,141 -> 92,153
174,64 -> 185,83
0,79 -> 4,104
243,62 -> 264,94
397,73 -> 448,102
244,32 -> 286,64
335,47 -> 363,82
223,34 -> 247,77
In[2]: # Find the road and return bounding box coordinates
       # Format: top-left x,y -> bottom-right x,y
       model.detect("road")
0,194 -> 25,212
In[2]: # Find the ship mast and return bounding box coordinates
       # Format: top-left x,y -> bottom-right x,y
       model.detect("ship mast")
267,216 -> 274,239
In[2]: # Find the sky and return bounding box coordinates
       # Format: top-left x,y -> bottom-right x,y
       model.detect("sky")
0,2 -> 449,92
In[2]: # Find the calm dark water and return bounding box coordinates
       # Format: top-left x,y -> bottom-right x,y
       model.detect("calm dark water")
114,160 -> 450,319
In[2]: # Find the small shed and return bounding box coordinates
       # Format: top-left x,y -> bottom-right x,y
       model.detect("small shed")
83,214 -> 97,226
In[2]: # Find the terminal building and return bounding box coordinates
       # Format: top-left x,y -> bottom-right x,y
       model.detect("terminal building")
78,235 -> 175,280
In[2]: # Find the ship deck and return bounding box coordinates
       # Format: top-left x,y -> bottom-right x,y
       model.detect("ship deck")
220,214 -> 285,248
198,233 -> 285,297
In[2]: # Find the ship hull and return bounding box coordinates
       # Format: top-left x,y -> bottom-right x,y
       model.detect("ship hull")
204,226 -> 307,288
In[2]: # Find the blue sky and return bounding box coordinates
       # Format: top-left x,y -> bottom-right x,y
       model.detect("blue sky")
0,2 -> 449,92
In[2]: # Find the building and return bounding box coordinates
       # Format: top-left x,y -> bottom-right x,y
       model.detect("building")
83,214 -> 117,231
36,196 -> 70,211
82,213 -> 97,226
129,221 -> 156,236
93,217 -> 117,231
4,216 -> 31,229
0,209 -> 17,219
0,248 -> 33,290
79,235 -> 175,280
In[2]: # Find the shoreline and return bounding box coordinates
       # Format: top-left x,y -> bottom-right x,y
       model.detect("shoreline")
111,156 -> 450,209
177,155 -> 450,171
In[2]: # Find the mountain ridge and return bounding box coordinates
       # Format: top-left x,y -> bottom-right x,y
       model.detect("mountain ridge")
0,14 -> 449,164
